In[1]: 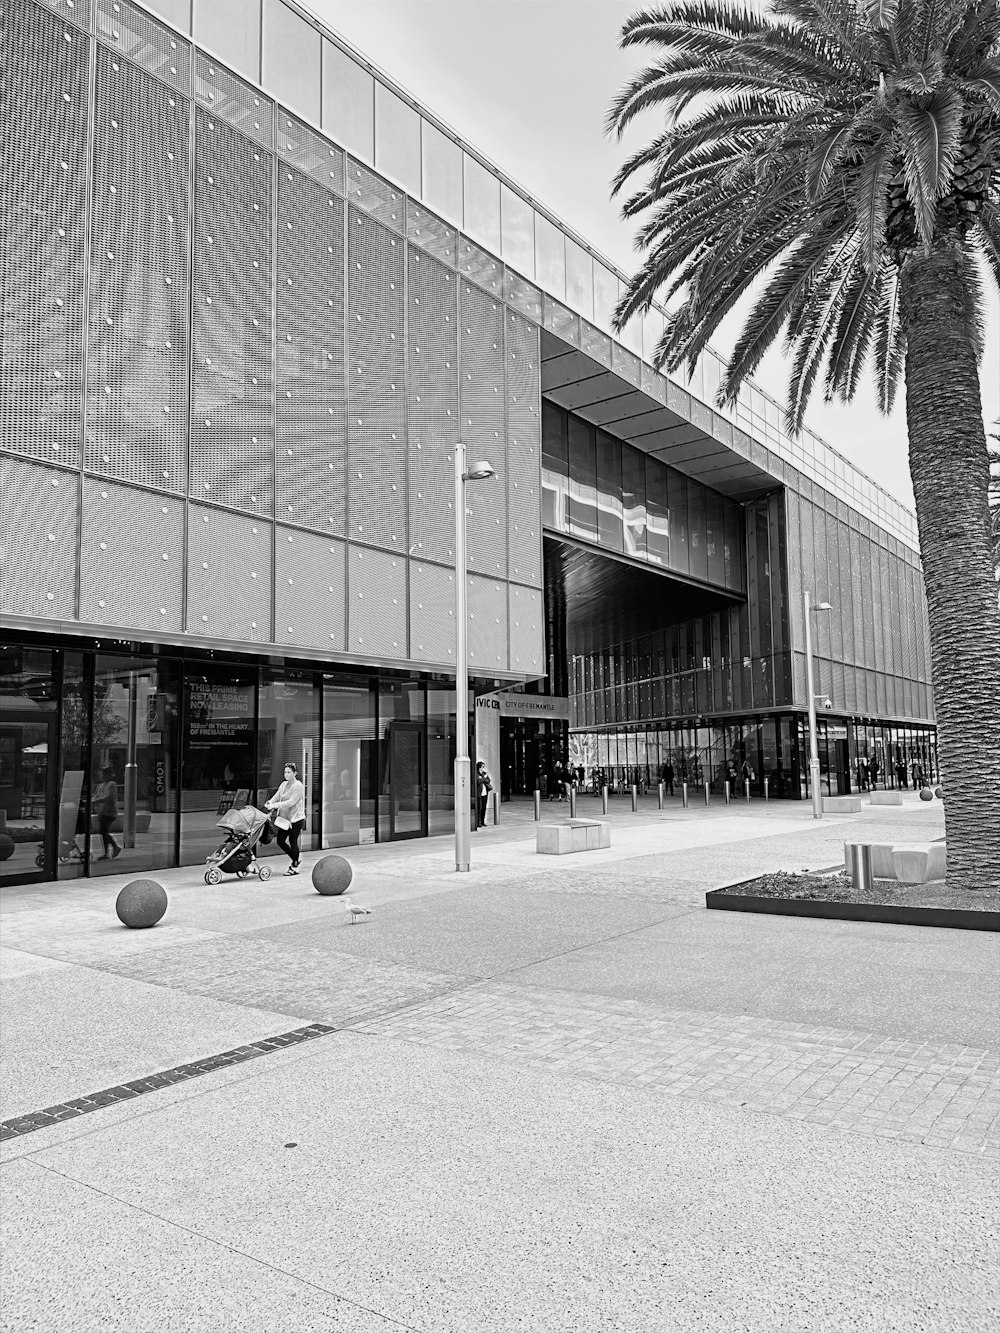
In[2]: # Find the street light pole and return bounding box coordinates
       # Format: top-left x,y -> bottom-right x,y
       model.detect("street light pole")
454,443 -> 496,872
804,589 -> 822,820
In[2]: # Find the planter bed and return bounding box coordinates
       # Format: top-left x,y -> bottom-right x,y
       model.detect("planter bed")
706,871 -> 999,931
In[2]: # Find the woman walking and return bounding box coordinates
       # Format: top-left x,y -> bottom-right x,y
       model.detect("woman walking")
93,765 -> 121,860
265,762 -> 306,875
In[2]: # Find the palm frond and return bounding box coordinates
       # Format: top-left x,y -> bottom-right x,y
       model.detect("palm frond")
896,87 -> 965,246
872,266 -> 905,412
856,137 -> 895,270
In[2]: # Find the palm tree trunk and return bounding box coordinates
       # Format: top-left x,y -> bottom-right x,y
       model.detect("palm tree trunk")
900,238 -> 1000,891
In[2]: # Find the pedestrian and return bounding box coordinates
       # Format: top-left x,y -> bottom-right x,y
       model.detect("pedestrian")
857,756 -> 869,791
264,762 -> 306,875
562,760 -> 574,802
93,765 -> 121,860
870,752 -> 880,787
895,759 -> 907,789
475,760 -> 492,828
663,761 -> 675,796
740,758 -> 755,786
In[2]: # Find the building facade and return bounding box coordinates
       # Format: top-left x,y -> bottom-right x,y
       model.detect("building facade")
0,0 -> 936,887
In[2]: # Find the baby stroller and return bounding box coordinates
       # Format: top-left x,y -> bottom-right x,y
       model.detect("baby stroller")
204,806 -> 273,885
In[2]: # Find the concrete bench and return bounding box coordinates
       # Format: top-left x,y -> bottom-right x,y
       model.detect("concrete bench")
823,795 -> 863,814
844,841 -> 947,882
891,843 -> 946,883
869,791 -> 903,807
537,819 -> 610,855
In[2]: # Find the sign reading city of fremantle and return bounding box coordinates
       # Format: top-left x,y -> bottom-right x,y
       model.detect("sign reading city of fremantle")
493,694 -> 571,720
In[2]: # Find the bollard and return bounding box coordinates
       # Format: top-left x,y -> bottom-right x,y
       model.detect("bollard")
704,780 -> 710,806
764,777 -> 769,803
493,790 -> 501,826
657,781 -> 664,810
846,842 -> 873,893
602,785 -> 609,815
682,782 -> 689,809
631,784 -> 638,812
745,779 -> 751,803
534,789 -> 541,821
724,780 -> 731,805
569,787 -> 577,818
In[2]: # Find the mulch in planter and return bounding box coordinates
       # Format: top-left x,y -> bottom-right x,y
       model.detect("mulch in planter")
723,870 -> 1000,914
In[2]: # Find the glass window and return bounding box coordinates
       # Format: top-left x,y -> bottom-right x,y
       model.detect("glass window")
621,444 -> 647,560
463,154 -> 501,253
501,184 -> 534,278
534,213 -> 565,299
56,651 -> 88,880
262,0 -> 320,124
596,430 -> 623,552
565,238 -> 594,321
322,39 -> 374,162
667,467 -> 689,573
180,664 -> 256,866
375,83 -> 421,194
688,481 -> 708,582
426,685 -> 456,837
422,120 -> 463,225
567,416 -> 598,541
621,313 -> 643,358
258,668 -> 320,858
194,0 -> 260,80
89,654 -> 181,878
645,455 -> 669,566
593,264 -> 618,334
322,676 -> 376,847
643,307 -> 664,364
0,645 -> 57,884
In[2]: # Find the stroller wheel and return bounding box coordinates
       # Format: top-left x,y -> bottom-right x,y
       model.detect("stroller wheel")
258,865 -> 272,881
236,870 -> 248,879
205,867 -> 222,885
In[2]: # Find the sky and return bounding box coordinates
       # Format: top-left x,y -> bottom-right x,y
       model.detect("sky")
307,0 -> 1000,511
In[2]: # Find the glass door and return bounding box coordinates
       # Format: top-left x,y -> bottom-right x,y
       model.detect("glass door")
0,712 -> 57,884
388,721 -> 426,839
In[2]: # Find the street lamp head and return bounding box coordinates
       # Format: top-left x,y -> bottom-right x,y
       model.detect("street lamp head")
464,460 -> 496,481
816,601 -> 833,611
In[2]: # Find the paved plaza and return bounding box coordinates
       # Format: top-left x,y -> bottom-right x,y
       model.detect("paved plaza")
1,793 -> 997,1331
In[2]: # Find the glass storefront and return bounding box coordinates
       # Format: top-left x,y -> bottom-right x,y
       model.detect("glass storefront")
0,634 -> 487,885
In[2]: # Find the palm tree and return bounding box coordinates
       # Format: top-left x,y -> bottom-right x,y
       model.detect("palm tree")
608,0 -> 1000,889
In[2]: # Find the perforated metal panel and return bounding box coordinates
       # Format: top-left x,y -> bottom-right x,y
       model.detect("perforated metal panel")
277,108 -> 344,195
194,51 -> 273,149
346,158 -> 404,234
460,283 -> 506,576
0,458 -> 78,619
503,270 -> 541,324
79,477 -> 184,630
640,364 -> 667,404
409,560 -> 456,666
186,503 -> 272,640
458,236 -> 503,297
579,320 -> 612,368
86,48 -> 190,492
190,110 -> 274,515
543,296 -> 580,346
505,311 -> 542,587
406,201 -> 457,267
347,208 -> 406,549
37,0 -> 91,32
347,545 -> 406,658
275,527 -> 346,651
96,0 -> 190,95
612,344 -> 642,388
0,4 -> 89,468
276,173 -> 346,534
466,574 -> 508,671
507,584 -> 544,674
407,250 -> 458,566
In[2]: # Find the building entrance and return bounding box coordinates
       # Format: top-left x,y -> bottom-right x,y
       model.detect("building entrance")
386,721 -> 427,840
0,711 -> 56,884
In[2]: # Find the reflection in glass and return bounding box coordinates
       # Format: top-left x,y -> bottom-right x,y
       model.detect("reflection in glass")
426,686 -> 456,836
422,120 -> 463,225
463,154 -> 501,252
378,681 -> 427,840
322,676 -> 376,847
323,39 -> 374,162
146,0 -> 192,33
375,84 -> 421,194
262,0 -> 320,124
593,263 -> 618,334
565,239 -> 594,320
0,646 -> 56,883
180,665 -> 256,866
567,416 -> 598,540
622,444 -> 647,560
643,307 -> 664,363
501,185 -> 534,277
688,481 -> 708,581
534,213 -> 565,299
258,669 -> 320,858
596,431 -> 623,552
90,654 -> 180,877
57,652 -> 88,879
667,468 -> 689,573
645,455 -> 669,565
193,0 -> 260,80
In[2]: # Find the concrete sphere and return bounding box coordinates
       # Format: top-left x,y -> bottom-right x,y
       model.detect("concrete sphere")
934,786 -> 944,800
312,855 -> 353,896
919,786 -> 933,802
0,833 -> 14,862
116,879 -> 168,929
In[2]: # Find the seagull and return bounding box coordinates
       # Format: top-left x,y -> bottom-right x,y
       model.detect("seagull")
342,896 -> 373,925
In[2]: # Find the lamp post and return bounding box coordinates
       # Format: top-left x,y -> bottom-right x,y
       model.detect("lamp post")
454,442 -> 496,872
803,590 -> 832,820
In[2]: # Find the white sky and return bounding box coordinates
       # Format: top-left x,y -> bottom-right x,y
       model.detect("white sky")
307,0 -> 1000,511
